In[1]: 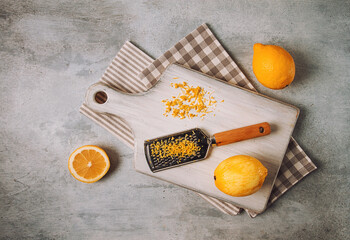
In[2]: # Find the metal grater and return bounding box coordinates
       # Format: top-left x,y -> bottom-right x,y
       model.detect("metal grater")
144,122 -> 271,172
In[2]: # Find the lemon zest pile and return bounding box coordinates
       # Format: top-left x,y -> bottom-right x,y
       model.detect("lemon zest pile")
150,136 -> 201,162
162,81 -> 218,119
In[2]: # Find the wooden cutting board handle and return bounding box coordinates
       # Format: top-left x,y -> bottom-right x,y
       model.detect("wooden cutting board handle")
85,83 -> 145,118
213,122 -> 271,146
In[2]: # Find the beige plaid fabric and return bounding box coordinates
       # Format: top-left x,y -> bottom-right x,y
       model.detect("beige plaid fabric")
140,25 -> 254,91
81,24 -> 316,217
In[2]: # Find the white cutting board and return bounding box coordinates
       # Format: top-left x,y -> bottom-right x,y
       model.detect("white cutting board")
85,64 -> 299,213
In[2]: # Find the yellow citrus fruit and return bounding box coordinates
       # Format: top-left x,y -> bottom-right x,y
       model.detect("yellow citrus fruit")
214,155 -> 268,197
252,43 -> 295,89
68,145 -> 110,183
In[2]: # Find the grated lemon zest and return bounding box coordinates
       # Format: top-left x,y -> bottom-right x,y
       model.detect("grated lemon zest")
150,136 -> 201,162
162,81 -> 221,119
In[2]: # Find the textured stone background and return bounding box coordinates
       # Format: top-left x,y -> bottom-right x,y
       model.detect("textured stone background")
0,1 -> 349,239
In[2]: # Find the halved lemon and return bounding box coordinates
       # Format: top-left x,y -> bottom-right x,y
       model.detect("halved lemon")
68,145 -> 110,183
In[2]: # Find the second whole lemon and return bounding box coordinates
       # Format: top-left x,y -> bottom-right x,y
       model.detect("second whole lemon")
214,155 -> 268,197
252,43 -> 295,90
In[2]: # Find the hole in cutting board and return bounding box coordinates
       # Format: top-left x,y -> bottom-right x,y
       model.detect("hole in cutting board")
95,91 -> 108,104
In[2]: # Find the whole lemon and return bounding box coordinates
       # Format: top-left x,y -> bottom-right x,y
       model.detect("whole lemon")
214,155 -> 268,197
252,43 -> 295,89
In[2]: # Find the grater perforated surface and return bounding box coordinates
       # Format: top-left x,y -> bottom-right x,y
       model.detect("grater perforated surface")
144,128 -> 211,172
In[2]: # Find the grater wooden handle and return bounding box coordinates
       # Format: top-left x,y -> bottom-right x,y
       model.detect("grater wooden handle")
213,122 -> 271,146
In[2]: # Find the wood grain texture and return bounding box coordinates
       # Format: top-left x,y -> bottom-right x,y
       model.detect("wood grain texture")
85,64 -> 299,213
214,122 -> 271,146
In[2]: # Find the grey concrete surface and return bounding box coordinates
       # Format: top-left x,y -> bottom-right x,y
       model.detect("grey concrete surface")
0,0 -> 349,239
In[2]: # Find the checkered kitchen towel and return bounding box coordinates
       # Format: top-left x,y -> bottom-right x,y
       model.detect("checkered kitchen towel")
80,24 -> 316,217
